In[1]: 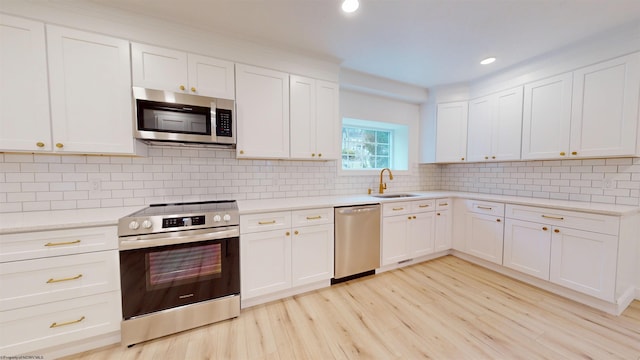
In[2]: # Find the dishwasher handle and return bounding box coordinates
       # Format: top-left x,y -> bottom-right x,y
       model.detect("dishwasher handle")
336,205 -> 380,215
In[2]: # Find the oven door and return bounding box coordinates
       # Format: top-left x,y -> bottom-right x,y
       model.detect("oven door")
119,229 -> 239,319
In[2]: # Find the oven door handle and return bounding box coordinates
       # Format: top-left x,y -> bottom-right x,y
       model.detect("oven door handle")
119,227 -> 239,251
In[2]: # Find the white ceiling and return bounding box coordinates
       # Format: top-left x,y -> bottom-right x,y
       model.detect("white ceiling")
91,0 -> 640,88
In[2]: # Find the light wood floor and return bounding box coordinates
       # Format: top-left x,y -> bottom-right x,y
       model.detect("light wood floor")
64,256 -> 640,359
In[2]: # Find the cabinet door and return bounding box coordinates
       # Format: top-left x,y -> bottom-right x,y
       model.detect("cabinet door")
570,53 -> 640,158
408,212 -> 435,257
314,80 -> 340,160
291,223 -> 333,286
381,215 -> 409,265
236,64 -> 289,158
131,43 -> 187,93
47,26 -> 134,154
435,101 -> 468,163
550,227 -> 617,301
434,209 -> 452,252
492,86 -> 523,161
240,229 -> 291,299
465,212 -> 504,264
503,219 -> 551,280
0,15 -> 51,152
466,96 -> 493,162
522,73 -> 572,160
187,53 -> 235,99
290,75 -> 316,159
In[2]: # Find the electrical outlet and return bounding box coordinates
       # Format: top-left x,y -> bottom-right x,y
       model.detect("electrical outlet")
89,179 -> 101,191
602,178 -> 615,189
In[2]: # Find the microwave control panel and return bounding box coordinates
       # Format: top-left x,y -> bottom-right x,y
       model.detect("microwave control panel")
216,109 -> 233,137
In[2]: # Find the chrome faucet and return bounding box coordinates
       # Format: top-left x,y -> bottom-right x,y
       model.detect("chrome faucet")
379,168 -> 394,194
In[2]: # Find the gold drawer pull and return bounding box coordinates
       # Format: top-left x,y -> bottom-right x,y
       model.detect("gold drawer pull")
47,274 -> 83,283
392,207 -> 404,211
306,216 -> 322,220
50,316 -> 85,328
439,202 -> 448,206
44,239 -> 81,247
477,206 -> 493,210
542,215 -> 564,220
258,220 -> 276,225
418,204 -> 430,208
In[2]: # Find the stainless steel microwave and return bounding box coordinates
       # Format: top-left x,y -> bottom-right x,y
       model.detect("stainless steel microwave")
133,87 -> 235,146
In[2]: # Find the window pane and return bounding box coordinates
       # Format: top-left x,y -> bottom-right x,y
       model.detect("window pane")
342,124 -> 393,170
376,131 -> 389,143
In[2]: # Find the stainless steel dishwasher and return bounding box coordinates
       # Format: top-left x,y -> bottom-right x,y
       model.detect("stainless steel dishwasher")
333,204 -> 381,283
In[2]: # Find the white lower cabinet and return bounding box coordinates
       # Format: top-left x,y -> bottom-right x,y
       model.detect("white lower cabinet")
505,204 -> 621,302
434,199 -> 452,252
240,208 -> 333,305
461,200 -> 505,265
381,199 -> 436,266
0,226 -> 121,356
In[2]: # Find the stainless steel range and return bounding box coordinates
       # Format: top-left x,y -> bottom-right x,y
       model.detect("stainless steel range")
117,200 -> 240,347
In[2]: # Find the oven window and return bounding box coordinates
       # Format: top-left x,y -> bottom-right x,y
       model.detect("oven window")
146,243 -> 222,290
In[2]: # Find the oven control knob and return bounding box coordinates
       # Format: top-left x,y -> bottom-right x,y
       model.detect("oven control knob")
142,220 -> 153,229
223,214 -> 231,222
213,215 -> 222,222
128,221 -> 140,230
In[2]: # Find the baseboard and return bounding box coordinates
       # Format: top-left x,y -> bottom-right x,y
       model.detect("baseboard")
34,331 -> 120,359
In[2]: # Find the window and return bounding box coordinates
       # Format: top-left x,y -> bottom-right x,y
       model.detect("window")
342,126 -> 392,169
341,118 -> 408,171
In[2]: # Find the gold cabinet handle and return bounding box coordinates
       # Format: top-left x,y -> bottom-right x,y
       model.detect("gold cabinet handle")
496,218 -> 501,222
484,156 -> 489,160
412,216 -> 417,219
477,206 -> 493,210
318,153 -> 322,157
311,153 -> 316,157
55,143 -> 64,148
190,87 -> 196,92
542,227 -> 548,231
461,157 -> 465,161
285,231 -> 290,236
258,220 -> 276,225
439,202 -> 448,206
47,274 -> 83,284
560,152 -> 566,156
554,229 -> 560,233
418,204 -> 430,208
50,316 -> 85,328
306,216 -> 322,220
179,85 -> 185,91
44,239 -> 81,247
571,151 -> 578,155
491,156 -> 496,159
408,216 -> 412,220
437,212 -> 441,216
36,142 -> 45,148
239,150 -> 245,155
392,207 -> 404,211
294,230 -> 299,235
541,215 -> 564,220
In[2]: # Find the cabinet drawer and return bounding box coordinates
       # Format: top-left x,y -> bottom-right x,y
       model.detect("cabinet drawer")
411,200 -> 436,213
240,211 -> 291,234
0,251 -> 119,311
464,199 -> 505,217
382,202 -> 411,216
435,198 -> 451,211
291,208 -> 333,227
505,204 -> 619,235
0,226 -> 117,263
0,291 -> 121,356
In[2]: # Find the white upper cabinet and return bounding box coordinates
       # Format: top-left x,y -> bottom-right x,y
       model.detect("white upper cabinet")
467,87 -> 523,162
435,101 -> 468,163
236,64 -> 289,158
522,73 -> 573,160
0,14 -> 51,152
131,43 -> 235,99
570,53 -> 640,158
290,75 -> 339,160
47,25 -> 135,154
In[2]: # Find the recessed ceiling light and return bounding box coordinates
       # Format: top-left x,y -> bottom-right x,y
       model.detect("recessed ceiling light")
342,0 -> 359,13
480,57 -> 496,65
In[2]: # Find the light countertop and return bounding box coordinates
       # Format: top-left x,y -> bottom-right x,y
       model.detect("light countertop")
1,192 -> 638,234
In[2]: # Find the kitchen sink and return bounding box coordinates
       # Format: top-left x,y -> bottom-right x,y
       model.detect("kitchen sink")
372,193 -> 420,198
